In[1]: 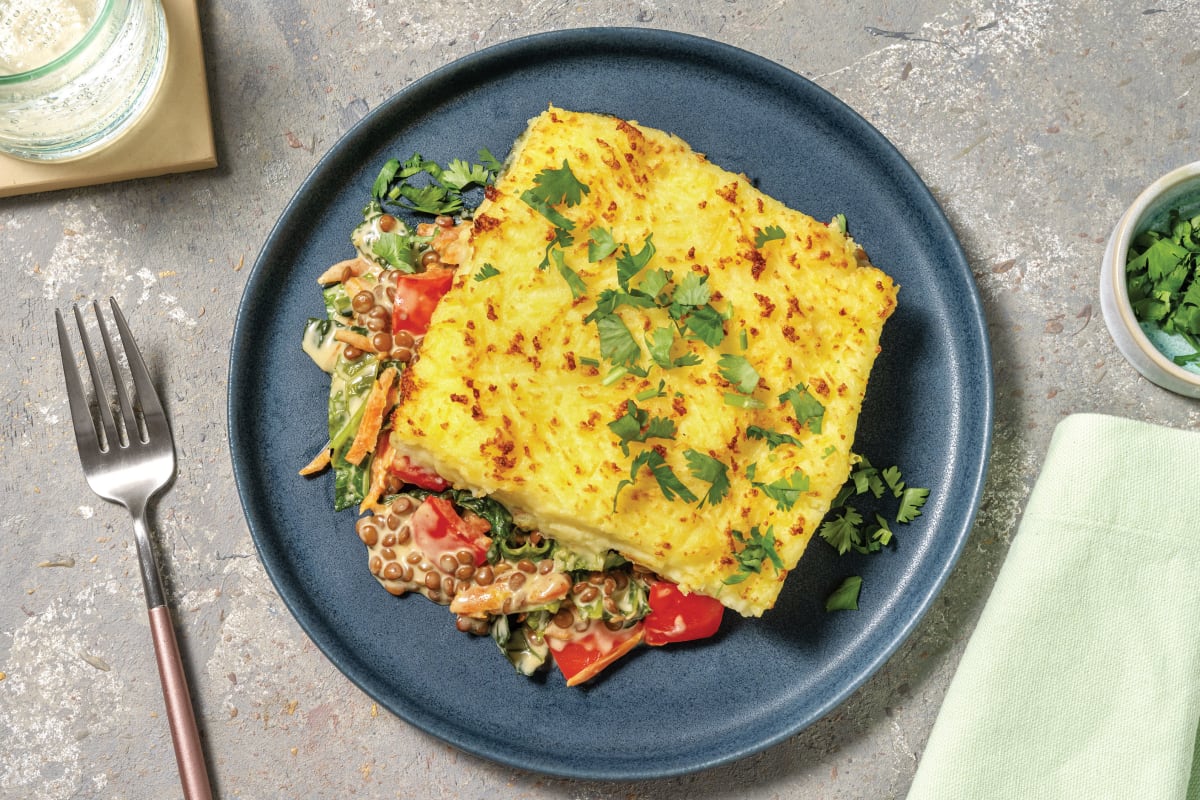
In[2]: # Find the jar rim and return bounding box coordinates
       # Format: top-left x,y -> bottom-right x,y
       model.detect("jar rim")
0,0 -> 119,85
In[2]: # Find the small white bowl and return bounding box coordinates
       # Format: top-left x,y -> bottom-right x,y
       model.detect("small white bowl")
1100,161 -> 1200,399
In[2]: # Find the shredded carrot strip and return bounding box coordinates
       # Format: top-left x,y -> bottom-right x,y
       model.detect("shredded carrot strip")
298,445 -> 332,476
345,368 -> 396,466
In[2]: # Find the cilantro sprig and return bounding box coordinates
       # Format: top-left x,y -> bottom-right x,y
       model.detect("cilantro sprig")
723,525 -> 784,584
818,456 -> 929,556
372,150 -> 499,215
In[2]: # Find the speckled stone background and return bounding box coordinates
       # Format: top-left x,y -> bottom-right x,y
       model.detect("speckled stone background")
3,1 -> 1199,798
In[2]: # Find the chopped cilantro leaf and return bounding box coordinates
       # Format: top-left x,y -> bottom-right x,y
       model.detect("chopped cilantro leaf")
850,458 -> 886,498
616,236 -> 656,290
595,314 -> 642,368
684,450 -> 730,507
521,190 -> 575,230
584,288 -> 655,323
881,465 -> 904,497
897,487 -> 930,523
397,182 -> 462,215
615,449 -> 697,508
825,576 -> 862,611
372,158 -> 401,201
646,327 -> 702,370
551,250 -> 587,299
608,400 -> 676,456
477,147 -> 503,174
673,272 -> 711,307
746,426 -> 802,450
588,227 -> 619,262
527,159 -> 590,207
780,384 -> 824,433
638,268 -> 673,301
723,525 -> 783,584
819,506 -> 863,555
473,262 -> 500,282
754,469 -> 810,511
754,224 -> 786,248
372,231 -> 417,272
681,303 -> 726,346
440,158 -> 492,191
718,353 -> 760,394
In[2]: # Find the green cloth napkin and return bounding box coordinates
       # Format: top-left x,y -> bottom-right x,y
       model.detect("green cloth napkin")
908,413 -> 1200,800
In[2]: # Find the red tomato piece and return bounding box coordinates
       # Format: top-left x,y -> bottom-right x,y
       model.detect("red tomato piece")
409,495 -> 490,566
550,623 -> 645,687
388,455 -> 450,492
391,268 -> 455,336
643,581 -> 724,646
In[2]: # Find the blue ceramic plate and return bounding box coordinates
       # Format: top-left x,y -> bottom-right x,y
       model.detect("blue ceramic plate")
229,28 -> 992,780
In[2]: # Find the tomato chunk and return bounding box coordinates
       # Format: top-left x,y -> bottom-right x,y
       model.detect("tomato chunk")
409,495 -> 490,566
388,455 -> 450,492
550,623 -> 645,687
391,268 -> 455,336
643,581 -> 724,646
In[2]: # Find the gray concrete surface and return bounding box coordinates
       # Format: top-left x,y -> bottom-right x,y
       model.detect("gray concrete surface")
4,1 -> 1199,797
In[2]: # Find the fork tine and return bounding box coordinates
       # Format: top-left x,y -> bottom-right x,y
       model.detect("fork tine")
72,303 -> 120,452
56,309 -> 100,450
95,300 -> 142,443
107,298 -> 169,438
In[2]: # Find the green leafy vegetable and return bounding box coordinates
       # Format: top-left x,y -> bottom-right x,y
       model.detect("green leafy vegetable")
477,147 -> 503,174
595,314 -> 643,368
754,469 -> 810,511
745,425 -> 802,450
551,250 -> 588,299
526,159 -> 590,207
616,236 -> 656,290
830,213 -> 848,234
607,400 -> 677,456
897,487 -> 930,523
825,576 -> 862,611
474,263 -> 501,282
780,384 -> 824,433
754,224 -> 786,248
723,525 -> 783,584
439,158 -> 492,191
818,506 -> 864,555
372,231 -> 419,272
684,450 -> 730,507
615,449 -> 697,508
1125,209 -> 1200,365
588,227 -> 619,262
718,353 -> 760,394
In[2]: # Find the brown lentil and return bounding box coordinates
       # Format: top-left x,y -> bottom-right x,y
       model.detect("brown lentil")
454,564 -> 475,582
381,532 -> 396,548
380,548 -> 396,562
382,562 -> 402,581
390,346 -> 413,363
393,330 -> 415,349
517,559 -> 536,573
455,550 -> 474,565
538,559 -> 554,574
343,345 -> 363,361
372,332 -> 393,352
578,586 -> 599,603
405,551 -> 422,565
369,556 -> 382,575
352,290 -> 375,314
443,577 -> 456,596
357,522 -> 378,547
424,573 -> 442,592
395,525 -> 410,545
386,514 -> 402,531
507,572 -> 526,590
553,607 -> 574,628
439,554 -> 458,574
475,566 -> 494,586
379,214 -> 398,232
365,315 -> 387,333
434,215 -> 455,228
420,250 -> 442,268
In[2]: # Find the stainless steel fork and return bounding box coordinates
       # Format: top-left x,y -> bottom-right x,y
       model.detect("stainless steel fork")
56,298 -> 213,800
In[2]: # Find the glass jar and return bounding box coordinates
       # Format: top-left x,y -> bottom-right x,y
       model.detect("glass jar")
0,0 -> 169,162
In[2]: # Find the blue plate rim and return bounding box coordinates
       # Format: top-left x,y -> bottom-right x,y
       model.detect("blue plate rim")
228,26 -> 994,780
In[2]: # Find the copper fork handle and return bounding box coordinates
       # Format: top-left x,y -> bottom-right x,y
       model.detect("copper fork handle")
148,605 -> 214,800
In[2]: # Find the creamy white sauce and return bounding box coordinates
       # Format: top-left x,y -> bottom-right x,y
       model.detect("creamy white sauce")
0,0 -> 99,75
